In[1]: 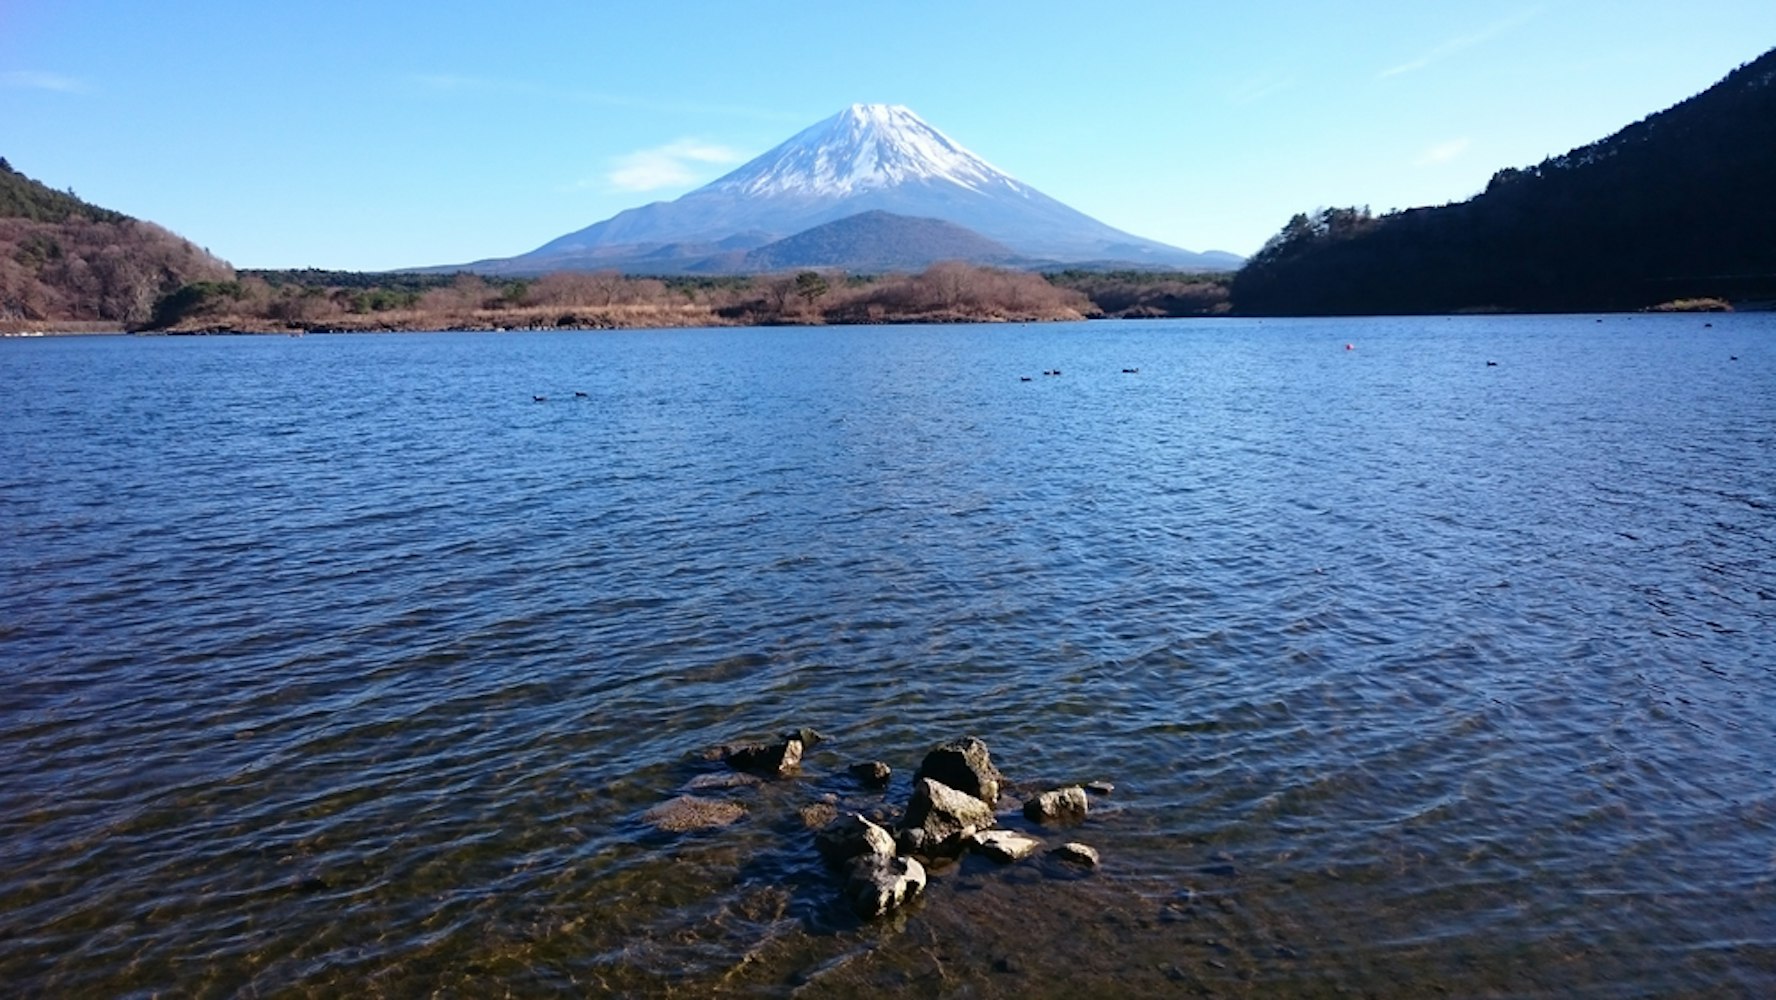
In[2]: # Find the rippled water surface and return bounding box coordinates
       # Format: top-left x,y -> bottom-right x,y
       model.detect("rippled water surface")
3,316 -> 1773,996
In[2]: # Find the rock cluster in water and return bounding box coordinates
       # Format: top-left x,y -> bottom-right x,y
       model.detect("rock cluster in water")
853,735 -> 1106,916
685,731 -> 1101,916
657,730 -> 1107,919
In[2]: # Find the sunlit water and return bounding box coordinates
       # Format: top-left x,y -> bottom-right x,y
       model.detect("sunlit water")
2,316 -> 1772,996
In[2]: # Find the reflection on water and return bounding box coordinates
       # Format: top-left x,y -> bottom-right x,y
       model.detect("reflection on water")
1,315 -> 1773,995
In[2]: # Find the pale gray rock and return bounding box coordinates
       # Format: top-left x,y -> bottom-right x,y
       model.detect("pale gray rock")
913,736 -> 1003,805
1023,785 -> 1089,825
844,854 -> 927,918
1051,842 -> 1100,867
970,829 -> 1042,863
814,813 -> 896,865
900,777 -> 996,856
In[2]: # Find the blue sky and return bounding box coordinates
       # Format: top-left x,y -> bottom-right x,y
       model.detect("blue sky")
3,1 -> 1772,271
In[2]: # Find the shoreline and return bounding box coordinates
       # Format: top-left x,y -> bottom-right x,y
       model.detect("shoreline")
6,301 -> 1764,339
0,321 -> 130,337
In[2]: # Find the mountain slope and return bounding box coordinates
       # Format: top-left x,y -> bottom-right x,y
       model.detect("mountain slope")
739,211 -> 1018,272
1231,48 -> 1776,314
477,104 -> 1235,274
0,157 -> 233,325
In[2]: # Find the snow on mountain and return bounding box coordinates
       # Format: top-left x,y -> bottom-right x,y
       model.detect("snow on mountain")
483,104 -> 1237,273
707,104 -> 1024,198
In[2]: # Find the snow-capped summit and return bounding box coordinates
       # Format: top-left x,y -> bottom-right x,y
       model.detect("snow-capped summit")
707,104 -> 1024,198
481,105 -> 1239,274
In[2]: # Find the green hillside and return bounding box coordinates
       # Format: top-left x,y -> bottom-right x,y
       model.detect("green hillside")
0,158 -> 128,225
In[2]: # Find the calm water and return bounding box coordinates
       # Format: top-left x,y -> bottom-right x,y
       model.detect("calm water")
2,316 -> 1772,996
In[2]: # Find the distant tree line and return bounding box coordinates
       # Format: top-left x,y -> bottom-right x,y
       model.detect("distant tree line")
145,262 -> 1159,331
1046,269 -> 1230,316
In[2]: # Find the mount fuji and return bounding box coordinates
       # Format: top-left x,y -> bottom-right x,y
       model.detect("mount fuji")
465,104 -> 1239,275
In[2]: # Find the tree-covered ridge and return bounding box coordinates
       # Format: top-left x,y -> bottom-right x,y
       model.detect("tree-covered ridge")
1232,47 -> 1776,314
0,157 -> 128,225
1,157 -> 232,326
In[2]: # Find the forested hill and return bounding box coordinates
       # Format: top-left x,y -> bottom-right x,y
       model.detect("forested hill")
1232,48 -> 1776,315
0,158 -> 232,328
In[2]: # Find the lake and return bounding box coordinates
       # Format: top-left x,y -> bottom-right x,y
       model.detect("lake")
2,315 -> 1772,996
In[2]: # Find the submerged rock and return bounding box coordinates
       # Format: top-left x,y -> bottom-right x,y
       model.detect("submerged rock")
1023,785 -> 1089,825
683,771 -> 763,791
799,803 -> 840,831
913,736 -> 1002,805
724,738 -> 803,777
642,795 -> 747,832
814,813 -> 896,866
848,760 -> 892,788
970,829 -> 1043,863
1050,842 -> 1100,868
844,854 -> 927,918
900,777 -> 996,856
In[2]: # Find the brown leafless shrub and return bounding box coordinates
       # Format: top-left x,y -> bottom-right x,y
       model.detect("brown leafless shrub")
1,216 -> 231,324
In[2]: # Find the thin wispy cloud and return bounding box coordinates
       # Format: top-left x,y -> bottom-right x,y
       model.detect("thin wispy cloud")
1413,137 -> 1472,166
1380,9 -> 1542,79
1,70 -> 92,93
1227,73 -> 1295,106
603,139 -> 746,192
